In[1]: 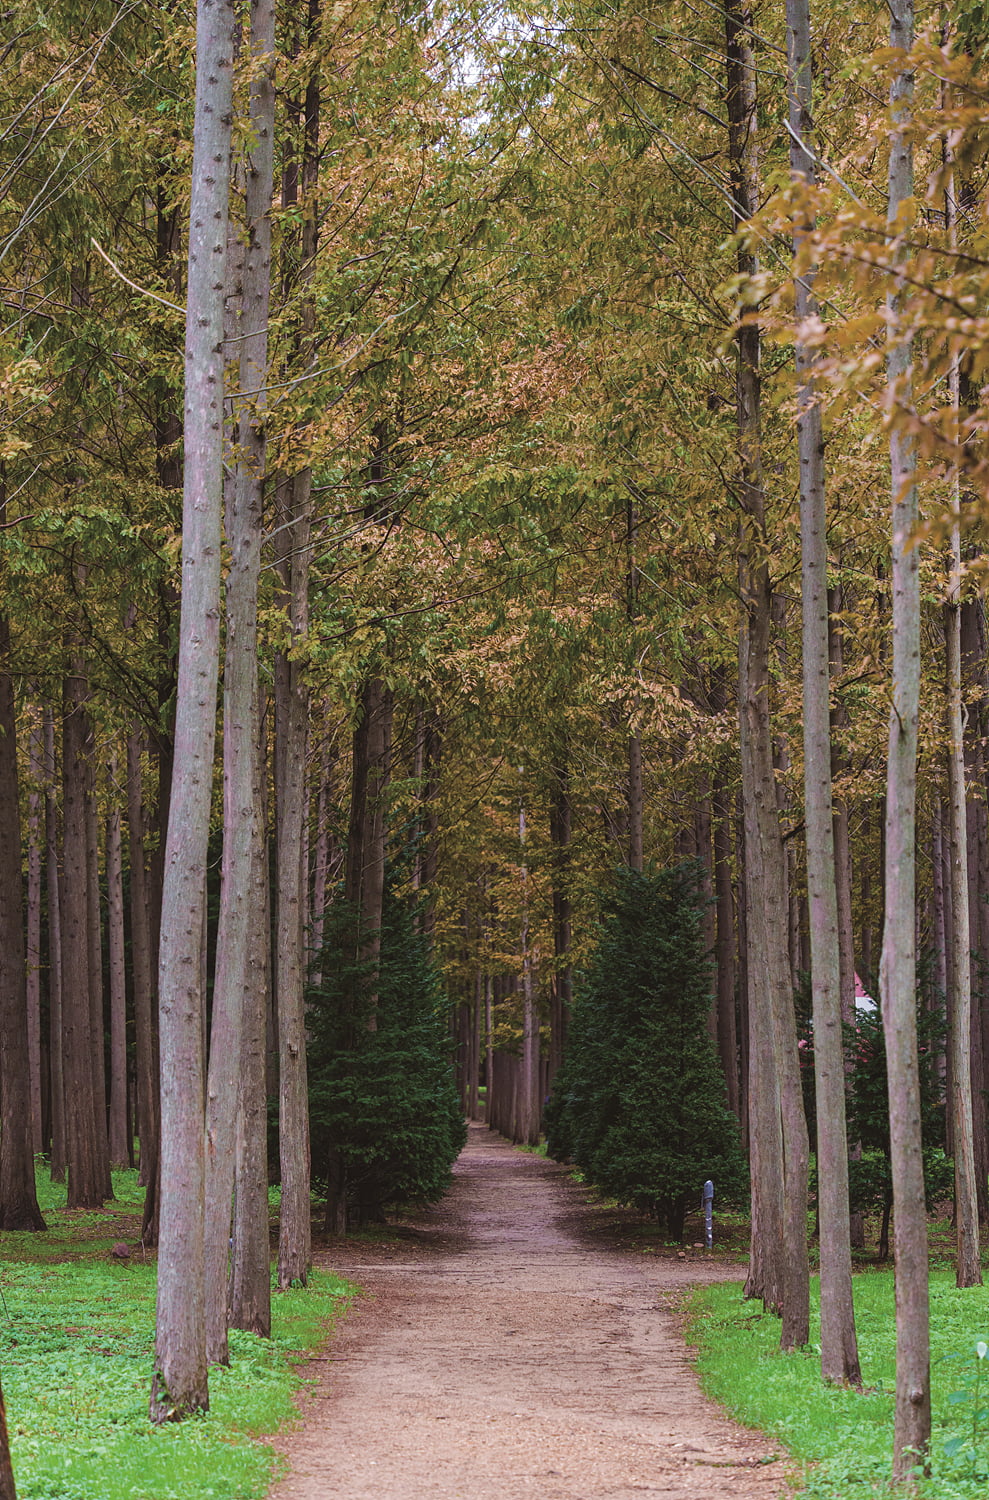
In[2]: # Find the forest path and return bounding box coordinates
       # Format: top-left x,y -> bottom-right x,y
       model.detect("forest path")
269,1124 -> 792,1500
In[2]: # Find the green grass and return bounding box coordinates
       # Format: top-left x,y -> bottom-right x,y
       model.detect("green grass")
0,1162 -> 354,1500
689,1271 -> 989,1497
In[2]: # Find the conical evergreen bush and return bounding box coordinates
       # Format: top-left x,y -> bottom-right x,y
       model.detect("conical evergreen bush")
307,877 -> 466,1227
545,863 -> 746,1239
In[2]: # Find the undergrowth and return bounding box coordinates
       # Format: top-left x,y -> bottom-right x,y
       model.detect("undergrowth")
0,1162 -> 353,1500
689,1271 -> 989,1498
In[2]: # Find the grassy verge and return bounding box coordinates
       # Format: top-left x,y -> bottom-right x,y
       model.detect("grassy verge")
2,1163 -> 354,1500
689,1271 -> 989,1498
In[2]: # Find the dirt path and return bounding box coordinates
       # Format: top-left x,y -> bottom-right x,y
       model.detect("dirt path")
270,1126 -> 793,1499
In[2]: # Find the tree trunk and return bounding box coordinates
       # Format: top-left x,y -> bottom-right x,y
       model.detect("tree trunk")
26,717 -> 44,1155
273,0 -> 319,1283
310,719 -> 333,984
727,0 -> 809,1345
787,0 -> 859,1384
150,0 -> 235,1424
229,687 -> 272,1333
205,0 -> 274,1362
942,140 -> 982,1287
85,761 -> 112,1200
0,1371 -> 17,1500
881,0 -> 932,1468
106,778 -> 130,1170
44,707 -> 66,1183
712,775 -> 739,1115
0,616 -> 46,1231
549,753 -> 573,1084
62,667 -> 105,1210
127,732 -> 159,1223
961,602 -> 989,1224
274,466 -> 313,1287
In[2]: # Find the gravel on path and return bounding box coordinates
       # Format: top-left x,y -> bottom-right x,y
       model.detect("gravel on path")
269,1124 -> 794,1500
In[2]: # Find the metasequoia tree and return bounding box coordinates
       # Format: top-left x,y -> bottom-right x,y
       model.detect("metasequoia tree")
204,0 -> 276,1367
787,0 -> 859,1384
725,0 -> 809,1348
106,770 -> 129,1169
942,128 -> 981,1290
61,655 -> 109,1209
880,0 -> 931,1475
274,0 -> 321,1290
151,0 -> 235,1424
0,612 -> 46,1231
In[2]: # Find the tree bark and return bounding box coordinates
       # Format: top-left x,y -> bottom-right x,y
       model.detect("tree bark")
727,0 -> 809,1346
310,718 -> 333,984
85,758 -> 112,1201
0,616 -> 46,1231
106,775 -> 130,1170
151,0 -> 235,1423
127,732 -> 159,1230
549,752 -> 572,1084
44,706 -> 66,1183
712,775 -> 739,1115
204,0 -> 275,1363
518,797 -> 540,1146
961,602 -> 989,1224
941,138 -> 982,1288
881,0 -> 932,1469
274,0 -> 319,1285
26,717 -> 43,1155
787,0 -> 860,1384
62,666 -> 105,1210
0,1370 -> 17,1500
229,740 -> 272,1337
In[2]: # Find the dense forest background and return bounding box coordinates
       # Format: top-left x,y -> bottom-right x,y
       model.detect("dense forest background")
2,0 -> 989,1475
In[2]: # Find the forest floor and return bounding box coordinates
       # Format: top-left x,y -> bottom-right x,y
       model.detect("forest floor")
269,1124 -> 794,1500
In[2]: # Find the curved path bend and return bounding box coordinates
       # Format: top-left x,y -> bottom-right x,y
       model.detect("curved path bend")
271,1125 -> 791,1500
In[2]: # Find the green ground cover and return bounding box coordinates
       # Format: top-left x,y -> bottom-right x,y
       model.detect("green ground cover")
0,1164 -> 353,1500
690,1270 -> 989,1498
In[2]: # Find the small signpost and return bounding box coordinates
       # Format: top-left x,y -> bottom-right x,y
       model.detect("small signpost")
702,1179 -> 714,1249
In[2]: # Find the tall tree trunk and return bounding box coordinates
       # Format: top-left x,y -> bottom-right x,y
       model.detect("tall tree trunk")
941,136 -> 982,1287
274,0 -> 319,1286
229,709 -> 272,1337
518,797 -> 540,1146
44,706 -> 66,1183
310,719 -> 333,984
62,666 -> 104,1210
712,774 -> 739,1115
204,0 -> 275,1363
127,732 -> 159,1230
549,752 -> 572,1084
961,602 -> 989,1223
0,615 -> 46,1231
150,0 -> 235,1424
106,775 -> 130,1170
85,767 -> 112,1200
881,0 -> 931,1470
26,717 -> 43,1155
787,0 -> 860,1384
727,0 -> 809,1347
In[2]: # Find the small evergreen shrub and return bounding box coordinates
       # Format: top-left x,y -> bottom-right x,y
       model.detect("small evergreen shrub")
307,879 -> 466,1225
545,863 -> 746,1239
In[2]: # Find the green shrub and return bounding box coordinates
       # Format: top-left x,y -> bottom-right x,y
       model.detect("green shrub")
307,879 -> 466,1225
545,862 -> 746,1239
